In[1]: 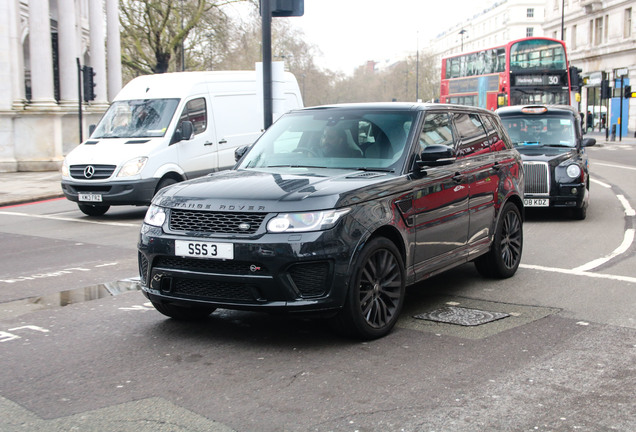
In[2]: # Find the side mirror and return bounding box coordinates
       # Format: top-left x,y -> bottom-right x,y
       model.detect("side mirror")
582,137 -> 596,148
234,145 -> 249,162
88,124 -> 96,136
173,121 -> 194,143
415,145 -> 456,169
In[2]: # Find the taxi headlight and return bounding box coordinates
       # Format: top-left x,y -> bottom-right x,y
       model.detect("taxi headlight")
118,157 -> 148,177
61,160 -> 69,177
266,208 -> 351,233
144,204 -> 166,227
566,164 -> 581,180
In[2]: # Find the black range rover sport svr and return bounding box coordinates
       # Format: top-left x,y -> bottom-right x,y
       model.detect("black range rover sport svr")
138,103 -> 524,339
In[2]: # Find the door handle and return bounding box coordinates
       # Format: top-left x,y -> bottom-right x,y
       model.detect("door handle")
218,139 -> 228,145
204,141 -> 213,146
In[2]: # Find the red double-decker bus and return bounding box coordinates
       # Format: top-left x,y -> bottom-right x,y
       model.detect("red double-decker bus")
440,37 -> 571,110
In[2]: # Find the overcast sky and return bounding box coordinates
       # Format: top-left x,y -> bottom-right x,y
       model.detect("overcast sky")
228,0 -> 496,74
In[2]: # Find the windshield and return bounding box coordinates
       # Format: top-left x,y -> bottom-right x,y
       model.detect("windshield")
509,39 -> 567,72
500,114 -> 576,147
238,109 -> 416,171
91,99 -> 180,139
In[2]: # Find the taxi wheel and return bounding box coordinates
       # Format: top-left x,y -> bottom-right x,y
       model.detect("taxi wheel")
332,237 -> 405,340
475,202 -> 523,278
151,301 -> 216,321
78,203 -> 110,216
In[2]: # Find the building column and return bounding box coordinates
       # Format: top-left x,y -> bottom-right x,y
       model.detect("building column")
106,0 -> 122,101
28,0 -> 56,105
57,0 -> 79,105
88,0 -> 108,104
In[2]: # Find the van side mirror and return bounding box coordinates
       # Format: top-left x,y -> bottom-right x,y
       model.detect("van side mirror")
88,124 -> 96,136
234,145 -> 249,162
415,145 -> 456,169
173,121 -> 194,143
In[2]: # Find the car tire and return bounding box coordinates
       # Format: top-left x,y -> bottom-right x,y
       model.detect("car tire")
78,203 -> 110,216
474,202 -> 523,279
155,177 -> 179,195
151,301 -> 216,321
331,237 -> 405,340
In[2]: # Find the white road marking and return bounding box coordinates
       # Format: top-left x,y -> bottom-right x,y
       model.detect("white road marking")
590,178 -> 611,189
0,210 -> 138,227
520,264 -> 636,284
594,162 -> 636,172
617,195 -> 636,216
573,229 -> 635,272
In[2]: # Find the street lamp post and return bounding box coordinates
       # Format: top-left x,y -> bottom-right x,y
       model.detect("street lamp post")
458,29 -> 467,51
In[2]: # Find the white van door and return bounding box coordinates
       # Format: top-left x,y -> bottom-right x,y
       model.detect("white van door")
210,93 -> 263,170
176,96 -> 219,178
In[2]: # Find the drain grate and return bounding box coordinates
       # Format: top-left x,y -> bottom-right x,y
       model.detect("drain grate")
414,306 -> 510,326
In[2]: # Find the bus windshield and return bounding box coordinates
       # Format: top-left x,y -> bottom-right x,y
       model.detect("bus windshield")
509,39 -> 567,72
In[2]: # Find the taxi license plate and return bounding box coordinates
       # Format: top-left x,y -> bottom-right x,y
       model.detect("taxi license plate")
78,193 -> 103,202
524,198 -> 549,207
175,240 -> 234,260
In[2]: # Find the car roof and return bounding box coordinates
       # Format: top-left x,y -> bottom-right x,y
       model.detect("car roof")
293,102 -> 497,116
496,104 -> 579,117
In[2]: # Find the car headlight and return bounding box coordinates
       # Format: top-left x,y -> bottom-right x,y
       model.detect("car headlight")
144,204 -> 167,227
61,159 -> 69,177
266,208 -> 351,233
565,164 -> 582,180
118,157 -> 148,177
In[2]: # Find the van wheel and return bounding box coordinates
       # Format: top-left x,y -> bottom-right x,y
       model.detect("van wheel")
151,301 -> 216,321
155,177 -> 179,195
474,202 -> 523,278
330,237 -> 405,340
78,203 -> 110,216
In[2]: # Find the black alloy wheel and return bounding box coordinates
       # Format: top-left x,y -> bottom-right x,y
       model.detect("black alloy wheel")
474,202 -> 523,278
332,237 -> 405,340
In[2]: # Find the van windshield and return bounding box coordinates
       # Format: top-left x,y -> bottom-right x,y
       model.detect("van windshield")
91,99 -> 180,139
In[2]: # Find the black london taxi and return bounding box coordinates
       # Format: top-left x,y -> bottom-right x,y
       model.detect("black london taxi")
138,103 -> 524,339
497,105 -> 596,220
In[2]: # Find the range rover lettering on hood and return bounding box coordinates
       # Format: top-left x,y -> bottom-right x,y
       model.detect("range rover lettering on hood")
172,202 -> 266,211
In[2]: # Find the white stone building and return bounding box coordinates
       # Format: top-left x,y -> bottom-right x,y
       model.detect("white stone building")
0,0 -> 122,172
544,0 -> 635,135
431,0 -> 547,58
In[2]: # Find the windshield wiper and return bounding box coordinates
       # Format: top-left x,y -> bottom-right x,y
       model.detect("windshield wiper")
267,164 -> 328,168
544,143 -> 574,148
356,167 -> 395,172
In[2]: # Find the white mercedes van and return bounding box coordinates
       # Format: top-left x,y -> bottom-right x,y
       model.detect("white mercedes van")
61,70 -> 303,216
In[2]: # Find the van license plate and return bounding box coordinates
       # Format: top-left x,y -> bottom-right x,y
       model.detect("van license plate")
524,198 -> 549,207
175,240 -> 234,260
79,193 -> 103,202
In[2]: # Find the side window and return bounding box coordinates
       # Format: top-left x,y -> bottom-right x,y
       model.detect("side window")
179,97 -> 207,135
419,112 -> 455,152
453,112 -> 489,157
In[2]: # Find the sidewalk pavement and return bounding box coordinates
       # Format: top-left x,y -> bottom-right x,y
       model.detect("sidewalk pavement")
0,132 -> 634,208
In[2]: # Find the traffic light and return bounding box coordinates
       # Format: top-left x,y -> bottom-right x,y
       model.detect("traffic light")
601,79 -> 611,99
624,85 -> 633,98
261,0 -> 304,17
569,66 -> 583,90
82,66 -> 96,102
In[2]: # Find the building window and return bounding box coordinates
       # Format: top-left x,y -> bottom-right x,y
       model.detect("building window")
572,24 -> 577,49
527,8 -> 534,18
595,17 -> 603,45
625,8 -> 633,38
553,0 -> 559,11
589,20 -> 594,44
604,15 -> 609,41
526,27 -> 534,38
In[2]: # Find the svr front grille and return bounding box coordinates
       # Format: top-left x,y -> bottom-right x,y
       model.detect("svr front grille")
523,162 -> 550,195
169,210 -> 266,234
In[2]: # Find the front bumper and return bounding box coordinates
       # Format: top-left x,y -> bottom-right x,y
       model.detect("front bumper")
137,223 -> 362,313
61,177 -> 159,206
525,181 -> 587,209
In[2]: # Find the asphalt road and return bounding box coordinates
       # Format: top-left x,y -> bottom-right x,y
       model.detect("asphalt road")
0,141 -> 635,431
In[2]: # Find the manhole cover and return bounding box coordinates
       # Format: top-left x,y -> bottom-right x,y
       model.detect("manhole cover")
414,306 -> 510,326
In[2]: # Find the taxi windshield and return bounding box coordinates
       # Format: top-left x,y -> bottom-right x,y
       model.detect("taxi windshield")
91,99 -> 180,139
500,114 -> 576,148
